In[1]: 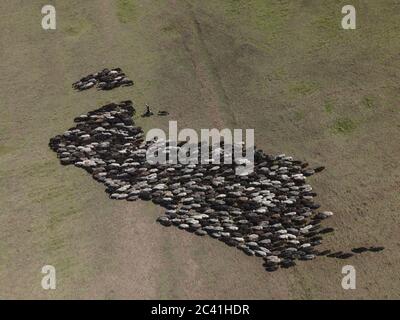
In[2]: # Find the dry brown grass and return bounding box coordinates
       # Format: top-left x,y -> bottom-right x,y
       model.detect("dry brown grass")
0,0 -> 399,299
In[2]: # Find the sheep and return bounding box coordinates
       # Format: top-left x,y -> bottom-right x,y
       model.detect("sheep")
72,67 -> 134,91
49,101 -> 385,274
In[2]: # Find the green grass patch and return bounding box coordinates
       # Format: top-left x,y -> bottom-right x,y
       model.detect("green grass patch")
23,160 -> 57,177
227,0 -> 250,15
0,145 -> 13,156
64,19 -> 91,37
225,0 -> 291,41
161,23 -> 178,33
289,81 -> 318,95
56,256 -> 74,273
324,101 -> 334,114
117,0 -> 136,24
362,96 -> 376,109
47,237 -> 64,252
272,67 -> 287,80
294,110 -> 305,121
311,13 -> 340,36
48,206 -> 78,231
332,117 -> 357,134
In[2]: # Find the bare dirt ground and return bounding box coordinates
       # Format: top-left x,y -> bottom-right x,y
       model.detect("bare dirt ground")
0,0 -> 399,299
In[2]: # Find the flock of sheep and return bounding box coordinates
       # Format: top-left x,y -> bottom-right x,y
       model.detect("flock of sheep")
72,68 -> 134,91
48,68 -> 384,273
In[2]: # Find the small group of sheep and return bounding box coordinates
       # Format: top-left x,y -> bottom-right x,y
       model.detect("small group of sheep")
72,68 -> 134,91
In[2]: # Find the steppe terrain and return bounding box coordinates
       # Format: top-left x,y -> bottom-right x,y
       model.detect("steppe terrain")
0,0 -> 399,299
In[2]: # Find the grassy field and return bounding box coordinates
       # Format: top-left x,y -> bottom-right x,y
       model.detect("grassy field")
0,0 -> 399,299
